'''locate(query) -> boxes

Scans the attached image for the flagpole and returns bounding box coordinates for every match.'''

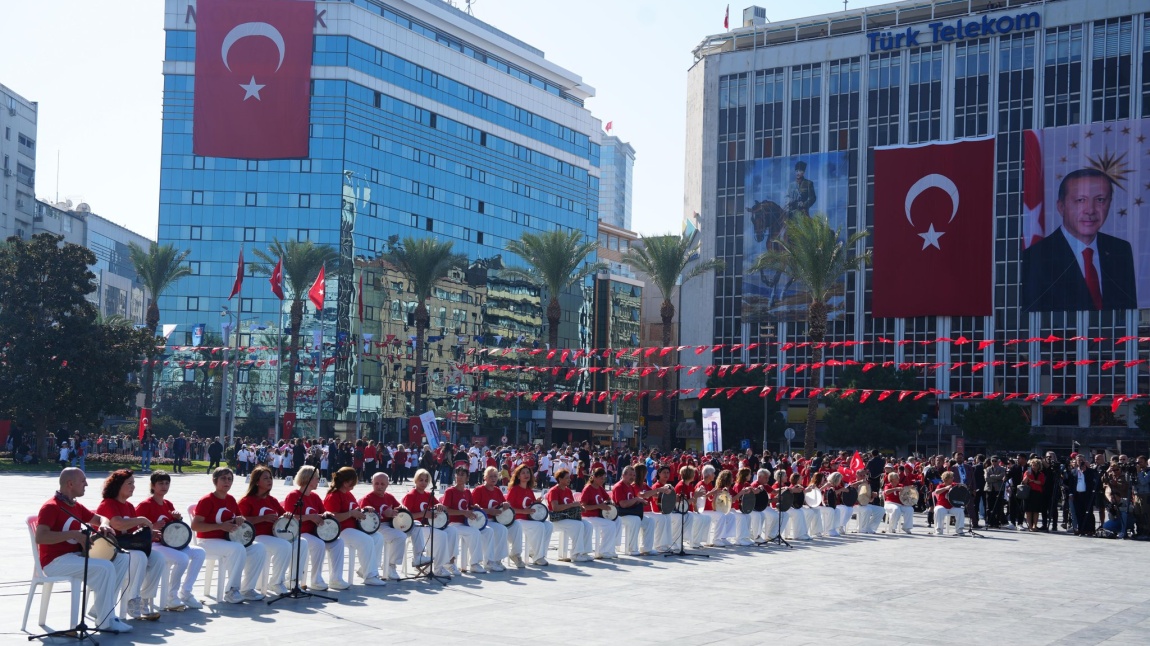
[356,333,363,441]
[275,306,283,439]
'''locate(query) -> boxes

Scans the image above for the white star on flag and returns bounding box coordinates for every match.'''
[918,223,945,250]
[240,76,265,101]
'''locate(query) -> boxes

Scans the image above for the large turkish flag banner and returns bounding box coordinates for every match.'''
[872,138,995,318]
[193,0,314,159]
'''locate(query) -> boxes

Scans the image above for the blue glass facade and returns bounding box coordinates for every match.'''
[156,0,600,436]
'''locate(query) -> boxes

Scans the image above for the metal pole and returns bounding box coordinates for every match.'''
[275,307,283,439]
[229,324,240,444]
[356,335,363,440]
[317,313,326,440]
[219,318,232,442]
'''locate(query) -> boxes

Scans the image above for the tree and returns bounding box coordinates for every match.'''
[505,230,603,443]
[823,366,927,451]
[750,216,870,456]
[0,234,153,451]
[622,231,722,437]
[251,240,338,419]
[382,237,467,414]
[954,400,1034,452]
[129,242,191,410]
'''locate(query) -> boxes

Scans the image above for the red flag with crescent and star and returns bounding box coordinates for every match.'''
[872,137,995,318]
[193,0,314,159]
[269,256,284,300]
[308,265,325,311]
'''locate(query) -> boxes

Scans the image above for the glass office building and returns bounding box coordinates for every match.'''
[156,0,601,439]
[681,0,1150,449]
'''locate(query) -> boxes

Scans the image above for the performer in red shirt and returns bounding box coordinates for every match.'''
[94,470,158,620]
[580,467,620,558]
[932,471,965,536]
[729,468,755,546]
[239,466,294,595]
[696,465,735,547]
[359,471,407,580]
[612,465,658,555]
[191,468,269,603]
[781,472,811,541]
[35,468,132,633]
[323,467,385,586]
[882,471,914,534]
[748,468,779,541]
[283,465,347,591]
[442,466,484,574]
[401,468,453,577]
[505,464,552,566]
[136,470,205,610]
[470,466,515,572]
[545,468,592,562]
[673,465,706,549]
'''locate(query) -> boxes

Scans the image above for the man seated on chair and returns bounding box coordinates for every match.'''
[35,467,134,633]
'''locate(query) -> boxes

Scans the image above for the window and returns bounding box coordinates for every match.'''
[247,160,258,171]
[301,159,312,173]
[192,191,203,204]
[476,231,484,245]
[3,126,8,140]
[183,368,196,382]
[426,218,434,232]
[297,229,310,242]
[194,156,205,169]
[244,227,256,241]
[190,226,202,240]
[185,297,199,310]
[364,306,374,321]
[245,192,257,206]
[298,194,311,208]
[1091,17,1132,122]
[187,261,200,275]
[240,298,253,313]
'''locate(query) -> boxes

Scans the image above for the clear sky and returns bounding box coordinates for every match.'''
[0,0,887,240]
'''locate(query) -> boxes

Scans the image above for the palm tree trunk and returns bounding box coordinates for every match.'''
[660,299,674,446]
[142,302,161,410]
[414,302,429,414]
[546,296,561,447]
[805,300,828,456]
[286,299,304,414]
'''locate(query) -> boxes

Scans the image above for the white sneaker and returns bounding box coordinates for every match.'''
[224,589,244,604]
[532,557,549,566]
[510,555,526,568]
[574,554,593,562]
[269,582,290,596]
[178,592,203,609]
[448,563,462,577]
[902,529,913,535]
[469,563,486,574]
[364,575,386,586]
[413,555,432,568]
[387,567,402,580]
[163,599,187,612]
[487,561,505,572]
[126,598,143,618]
[329,579,351,591]
[558,556,573,562]
[308,580,328,591]
[241,589,264,602]
[433,566,453,578]
[100,618,133,633]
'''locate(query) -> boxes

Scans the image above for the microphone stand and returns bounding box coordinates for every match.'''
[765,492,793,548]
[400,506,449,586]
[29,527,108,643]
[268,467,336,605]
[663,496,708,559]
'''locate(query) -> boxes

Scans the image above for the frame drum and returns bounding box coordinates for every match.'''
[160,520,192,550]
[273,516,300,542]
[466,509,488,530]
[228,521,255,547]
[494,507,515,526]
[315,517,341,543]
[528,502,550,522]
[357,508,381,534]
[391,509,415,533]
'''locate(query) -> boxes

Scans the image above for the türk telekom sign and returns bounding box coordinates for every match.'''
[866,11,1041,53]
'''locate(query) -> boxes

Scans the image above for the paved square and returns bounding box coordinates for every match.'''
[3,471,1148,645]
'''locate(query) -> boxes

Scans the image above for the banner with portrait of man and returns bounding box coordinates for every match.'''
[1021,118,1150,312]
[742,152,850,324]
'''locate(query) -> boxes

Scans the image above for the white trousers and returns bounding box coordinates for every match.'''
[733,511,753,544]
[444,524,482,568]
[615,515,643,554]
[583,517,619,557]
[820,507,838,535]
[782,509,810,540]
[687,512,710,547]
[340,528,384,580]
[515,519,552,561]
[139,548,168,606]
[664,513,692,550]
[148,544,205,606]
[884,503,914,532]
[803,507,824,537]
[120,549,148,603]
[44,553,128,628]
[410,526,452,569]
[298,534,345,587]
[198,538,268,594]
[552,518,590,559]
[375,526,407,572]
[504,520,525,559]
[634,514,658,553]
[701,510,734,545]
[865,504,885,533]
[478,522,509,564]
[756,508,781,540]
[836,505,853,533]
[648,514,671,551]
[933,506,965,534]
[252,535,292,588]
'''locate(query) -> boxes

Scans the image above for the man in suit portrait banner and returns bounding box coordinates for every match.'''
[1021,118,1149,312]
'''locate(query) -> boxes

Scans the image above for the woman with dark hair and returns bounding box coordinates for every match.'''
[506,464,552,567]
[190,467,270,603]
[136,470,206,610]
[95,470,160,620]
[283,465,348,591]
[238,465,293,595]
[401,468,453,577]
[325,466,386,585]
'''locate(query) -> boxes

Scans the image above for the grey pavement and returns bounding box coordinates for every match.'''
[3,471,1149,645]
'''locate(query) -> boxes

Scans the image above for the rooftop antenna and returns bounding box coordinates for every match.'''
[465,0,476,16]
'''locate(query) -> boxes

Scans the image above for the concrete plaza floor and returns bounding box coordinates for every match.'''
[2,470,1148,645]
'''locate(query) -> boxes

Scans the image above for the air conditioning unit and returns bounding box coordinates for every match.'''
[2,168,12,177]
[7,107,16,116]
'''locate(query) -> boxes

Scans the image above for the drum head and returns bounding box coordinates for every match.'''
[528,502,549,522]
[753,490,771,513]
[777,489,794,513]
[316,517,341,542]
[740,491,755,513]
[392,509,415,533]
[856,483,872,503]
[804,489,822,508]
[466,509,488,530]
[273,517,300,542]
[947,485,970,508]
[430,510,449,530]
[161,521,192,550]
[229,521,255,547]
[601,504,619,521]
[714,492,732,515]
[840,487,859,507]
[494,507,515,526]
[899,487,919,507]
[659,491,678,515]
[358,509,381,534]
[88,535,119,562]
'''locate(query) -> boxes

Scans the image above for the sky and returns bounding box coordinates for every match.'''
[0,0,887,240]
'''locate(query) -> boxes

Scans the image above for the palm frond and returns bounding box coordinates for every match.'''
[620,231,723,302]
[382,237,467,302]
[748,216,870,303]
[505,229,602,297]
[129,242,192,301]
[251,240,338,301]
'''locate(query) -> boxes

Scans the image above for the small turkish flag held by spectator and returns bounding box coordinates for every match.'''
[193,0,314,159]
[872,138,995,318]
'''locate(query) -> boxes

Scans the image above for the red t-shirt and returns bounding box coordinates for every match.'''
[394,450,407,465]
[95,498,138,536]
[37,497,94,568]
[580,485,610,518]
[674,479,697,510]
[485,457,497,469]
[442,487,474,523]
[401,489,438,525]
[698,481,717,512]
[470,485,506,513]
[324,490,361,531]
[364,445,377,462]
[934,487,953,510]
[883,485,903,505]
[283,489,324,535]
[546,485,577,511]
[506,485,536,521]
[194,493,241,539]
[1022,470,1045,494]
[359,491,401,514]
[646,482,668,513]
[239,495,285,536]
[136,497,179,542]
[610,481,638,508]
[732,482,753,511]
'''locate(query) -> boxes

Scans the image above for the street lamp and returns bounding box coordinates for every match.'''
[219,307,236,444]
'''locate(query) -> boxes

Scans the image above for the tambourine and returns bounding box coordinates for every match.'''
[527,502,549,522]
[315,517,341,543]
[357,508,381,534]
[466,508,488,530]
[160,520,192,550]
[600,503,619,521]
[804,488,823,509]
[273,516,300,542]
[494,507,515,526]
[391,508,415,533]
[228,521,255,547]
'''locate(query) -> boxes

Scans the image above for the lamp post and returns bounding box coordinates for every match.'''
[219,309,233,443]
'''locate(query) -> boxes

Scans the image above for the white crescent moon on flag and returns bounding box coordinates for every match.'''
[904,173,960,226]
[215,509,231,524]
[221,22,286,72]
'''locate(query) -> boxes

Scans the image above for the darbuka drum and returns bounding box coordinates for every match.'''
[804,489,823,509]
[899,486,919,507]
[315,517,341,543]
[856,483,872,503]
[273,516,300,542]
[119,527,153,556]
[391,509,415,533]
[601,503,619,521]
[840,487,859,507]
[527,502,550,522]
[947,485,971,508]
[430,510,450,530]
[777,489,795,513]
[357,508,381,534]
[85,534,121,562]
[494,507,515,526]
[465,509,487,530]
[658,491,679,515]
[228,521,255,547]
[713,492,733,514]
[739,489,756,514]
[160,520,192,550]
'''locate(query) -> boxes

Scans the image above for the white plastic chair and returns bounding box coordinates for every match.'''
[23,515,82,631]
[188,505,226,600]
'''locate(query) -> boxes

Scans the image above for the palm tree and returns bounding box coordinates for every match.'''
[251,240,338,418]
[621,231,723,435]
[505,230,603,443]
[383,237,467,415]
[129,242,192,410]
[750,215,870,456]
